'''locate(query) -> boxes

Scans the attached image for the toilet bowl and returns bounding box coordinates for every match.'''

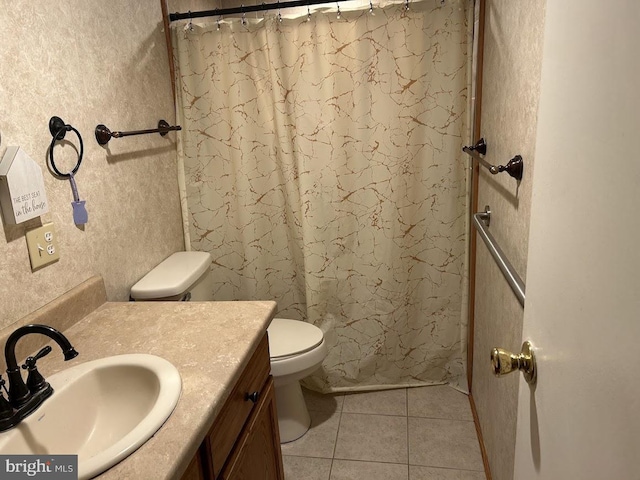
[130,251,327,443]
[268,318,327,442]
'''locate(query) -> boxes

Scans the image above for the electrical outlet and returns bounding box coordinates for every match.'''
[25,223,60,271]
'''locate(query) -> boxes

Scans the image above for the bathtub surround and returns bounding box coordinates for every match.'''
[0,1,184,329]
[173,0,472,392]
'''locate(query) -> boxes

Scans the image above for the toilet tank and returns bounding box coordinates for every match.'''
[130,251,213,301]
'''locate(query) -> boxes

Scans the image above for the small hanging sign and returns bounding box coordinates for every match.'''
[0,146,50,224]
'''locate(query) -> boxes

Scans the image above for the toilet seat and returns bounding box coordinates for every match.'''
[268,318,324,359]
[270,340,327,379]
[267,318,327,379]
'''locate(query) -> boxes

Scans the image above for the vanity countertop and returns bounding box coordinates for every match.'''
[28,295,277,479]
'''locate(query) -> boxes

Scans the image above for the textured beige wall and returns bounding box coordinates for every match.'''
[167,0,222,13]
[0,1,184,330]
[471,1,546,479]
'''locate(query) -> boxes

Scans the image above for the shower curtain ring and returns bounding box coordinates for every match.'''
[336,2,341,19]
[217,15,222,30]
[369,0,374,13]
[241,5,247,25]
[307,4,312,21]
[184,11,194,31]
[404,0,410,11]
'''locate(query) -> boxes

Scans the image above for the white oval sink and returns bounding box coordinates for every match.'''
[0,354,182,479]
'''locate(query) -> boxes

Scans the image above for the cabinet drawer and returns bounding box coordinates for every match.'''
[209,334,270,478]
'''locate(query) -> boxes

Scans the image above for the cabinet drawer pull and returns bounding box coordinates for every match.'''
[245,391,260,403]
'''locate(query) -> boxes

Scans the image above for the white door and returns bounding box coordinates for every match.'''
[512,2,640,479]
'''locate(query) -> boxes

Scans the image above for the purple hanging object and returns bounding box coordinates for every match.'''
[69,173,88,225]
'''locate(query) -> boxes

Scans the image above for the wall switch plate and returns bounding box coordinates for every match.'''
[25,223,60,271]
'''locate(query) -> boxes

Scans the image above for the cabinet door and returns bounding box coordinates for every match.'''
[210,335,271,478]
[219,377,284,480]
[181,446,207,480]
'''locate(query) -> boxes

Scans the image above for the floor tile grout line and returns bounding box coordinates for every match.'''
[407,414,475,422]
[313,407,471,422]
[330,458,413,467]
[322,454,484,473]
[282,455,484,476]
[328,402,343,479]
[282,453,337,460]
[408,463,486,473]
[283,454,334,460]
[327,411,474,421]
[331,411,412,418]
[325,410,474,424]
[405,387,410,469]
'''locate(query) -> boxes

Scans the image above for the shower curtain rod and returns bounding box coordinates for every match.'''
[169,0,356,21]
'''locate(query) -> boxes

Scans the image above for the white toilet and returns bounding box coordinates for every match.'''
[130,251,327,443]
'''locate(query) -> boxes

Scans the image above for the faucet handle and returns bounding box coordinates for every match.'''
[0,376,8,396]
[22,346,52,370]
[0,376,13,423]
[21,346,52,393]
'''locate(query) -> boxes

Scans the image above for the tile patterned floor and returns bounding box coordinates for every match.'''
[281,385,486,480]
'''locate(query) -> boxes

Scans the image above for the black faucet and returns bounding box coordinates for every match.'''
[0,324,78,431]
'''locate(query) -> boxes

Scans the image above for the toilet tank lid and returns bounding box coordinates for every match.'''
[130,252,212,300]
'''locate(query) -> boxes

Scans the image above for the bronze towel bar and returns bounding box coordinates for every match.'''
[95,120,181,146]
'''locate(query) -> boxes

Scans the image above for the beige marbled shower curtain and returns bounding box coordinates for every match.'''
[173,0,471,392]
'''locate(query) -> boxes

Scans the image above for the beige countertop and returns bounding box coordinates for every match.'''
[0,277,277,480]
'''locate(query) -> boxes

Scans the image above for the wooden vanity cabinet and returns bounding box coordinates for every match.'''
[219,377,281,479]
[181,449,207,480]
[181,334,284,480]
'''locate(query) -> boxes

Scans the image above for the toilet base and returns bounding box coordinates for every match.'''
[274,380,311,443]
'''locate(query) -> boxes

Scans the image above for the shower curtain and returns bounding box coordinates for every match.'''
[173,0,471,392]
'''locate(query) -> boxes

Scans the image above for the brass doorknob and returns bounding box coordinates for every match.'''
[490,341,536,385]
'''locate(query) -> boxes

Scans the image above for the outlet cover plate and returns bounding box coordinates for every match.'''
[25,223,60,271]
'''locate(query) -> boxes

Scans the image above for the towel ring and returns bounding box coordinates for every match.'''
[48,116,84,178]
